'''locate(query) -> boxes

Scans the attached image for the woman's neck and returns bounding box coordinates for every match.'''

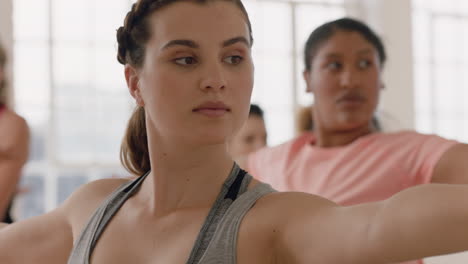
[313,123,376,148]
[141,135,234,216]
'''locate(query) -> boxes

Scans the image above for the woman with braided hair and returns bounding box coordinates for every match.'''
[3,1,468,263]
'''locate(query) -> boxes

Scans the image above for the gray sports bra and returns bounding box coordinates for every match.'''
[68,163,276,263]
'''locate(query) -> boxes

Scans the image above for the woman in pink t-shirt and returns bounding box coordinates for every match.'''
[248,18,468,264]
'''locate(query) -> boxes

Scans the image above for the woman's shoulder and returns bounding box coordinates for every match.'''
[63,177,131,212]
[0,109,29,143]
[0,109,27,128]
[370,130,455,145]
[238,189,341,263]
[248,187,337,226]
[61,177,133,235]
[257,190,336,211]
[0,109,29,159]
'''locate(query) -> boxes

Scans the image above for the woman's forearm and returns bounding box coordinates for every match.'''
[370,184,468,262]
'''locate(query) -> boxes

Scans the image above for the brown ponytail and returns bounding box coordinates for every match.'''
[295,105,314,135]
[120,106,150,175]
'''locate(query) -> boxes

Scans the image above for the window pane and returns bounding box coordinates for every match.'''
[248,1,295,145]
[53,44,92,85]
[29,127,47,162]
[413,0,468,143]
[295,3,344,106]
[295,3,345,55]
[95,90,132,163]
[94,45,124,90]
[13,0,135,217]
[15,174,45,219]
[53,44,95,163]
[14,0,49,40]
[433,16,461,63]
[13,42,50,125]
[94,0,129,42]
[55,108,96,163]
[52,0,93,41]
[57,172,88,204]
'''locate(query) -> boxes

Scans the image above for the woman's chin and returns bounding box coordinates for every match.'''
[336,121,371,132]
[188,132,228,146]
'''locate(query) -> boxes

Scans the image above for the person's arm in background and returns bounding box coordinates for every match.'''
[431,143,468,184]
[0,112,30,218]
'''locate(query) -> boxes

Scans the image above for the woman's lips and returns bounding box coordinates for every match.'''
[337,94,366,108]
[193,101,230,117]
[194,108,229,117]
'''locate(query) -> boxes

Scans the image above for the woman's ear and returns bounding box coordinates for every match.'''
[380,80,385,90]
[303,70,313,93]
[125,65,144,106]
[378,66,385,90]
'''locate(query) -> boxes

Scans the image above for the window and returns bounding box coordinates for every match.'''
[413,0,468,142]
[13,0,133,218]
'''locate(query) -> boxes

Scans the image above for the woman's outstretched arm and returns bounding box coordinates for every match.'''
[0,178,126,264]
[0,206,73,264]
[270,183,468,263]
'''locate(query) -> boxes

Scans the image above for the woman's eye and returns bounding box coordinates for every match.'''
[224,55,243,65]
[327,61,341,70]
[244,135,254,144]
[174,57,197,65]
[358,60,371,69]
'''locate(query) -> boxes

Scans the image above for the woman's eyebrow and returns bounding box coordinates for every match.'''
[357,49,373,55]
[161,36,250,50]
[222,36,250,47]
[162,39,199,50]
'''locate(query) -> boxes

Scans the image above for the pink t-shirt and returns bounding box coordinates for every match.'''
[248,131,457,264]
[248,131,457,205]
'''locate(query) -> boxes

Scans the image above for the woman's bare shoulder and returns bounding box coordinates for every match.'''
[0,110,29,146]
[71,177,129,199]
[241,187,340,261]
[248,179,337,212]
[63,177,131,211]
[249,186,339,226]
[0,109,28,129]
[61,177,132,234]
